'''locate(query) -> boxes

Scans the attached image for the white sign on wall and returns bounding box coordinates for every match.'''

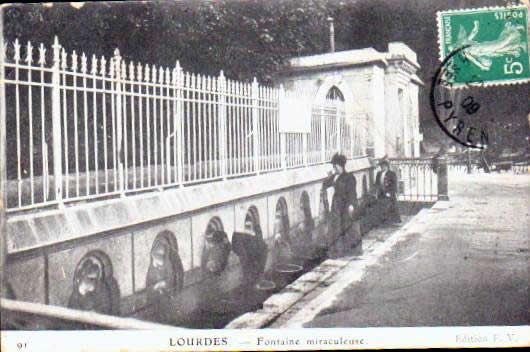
[278,91,312,134]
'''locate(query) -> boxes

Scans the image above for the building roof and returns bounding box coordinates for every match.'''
[288,48,388,72]
[286,42,421,77]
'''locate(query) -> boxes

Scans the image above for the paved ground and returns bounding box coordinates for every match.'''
[273,172,529,328]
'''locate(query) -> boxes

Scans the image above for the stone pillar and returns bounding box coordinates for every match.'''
[437,156,449,200]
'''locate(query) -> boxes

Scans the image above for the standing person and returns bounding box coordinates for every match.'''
[322,153,360,252]
[375,160,401,224]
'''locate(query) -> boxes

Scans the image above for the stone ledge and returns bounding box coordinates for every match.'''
[6,158,372,254]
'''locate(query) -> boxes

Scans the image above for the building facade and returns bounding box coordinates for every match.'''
[277,42,423,158]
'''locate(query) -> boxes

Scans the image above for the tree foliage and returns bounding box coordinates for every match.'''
[3,1,355,83]
[3,0,527,151]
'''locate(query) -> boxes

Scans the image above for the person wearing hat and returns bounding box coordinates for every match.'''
[375,159,401,223]
[322,153,360,251]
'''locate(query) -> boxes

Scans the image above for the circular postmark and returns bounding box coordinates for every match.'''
[430,46,490,149]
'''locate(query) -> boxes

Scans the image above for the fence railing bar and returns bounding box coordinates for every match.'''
[39,56,47,202]
[61,51,70,199]
[72,60,80,197]
[27,52,35,204]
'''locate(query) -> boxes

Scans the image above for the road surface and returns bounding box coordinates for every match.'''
[276,173,529,327]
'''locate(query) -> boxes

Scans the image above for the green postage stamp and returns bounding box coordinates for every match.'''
[437,6,529,86]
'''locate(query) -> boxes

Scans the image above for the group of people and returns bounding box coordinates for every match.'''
[322,153,400,250]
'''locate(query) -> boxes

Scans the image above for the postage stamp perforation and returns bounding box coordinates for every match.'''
[437,76,530,90]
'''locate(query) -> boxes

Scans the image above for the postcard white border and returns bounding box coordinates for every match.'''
[1,326,529,351]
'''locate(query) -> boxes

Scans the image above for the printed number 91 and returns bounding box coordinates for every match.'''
[504,57,523,75]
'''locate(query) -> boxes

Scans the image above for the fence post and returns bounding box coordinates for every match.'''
[174,61,184,186]
[1,8,7,286]
[218,71,227,180]
[279,85,287,170]
[320,104,326,163]
[437,155,449,200]
[336,104,341,155]
[350,113,354,159]
[252,77,260,175]
[51,36,64,207]
[113,49,125,195]
[303,133,308,167]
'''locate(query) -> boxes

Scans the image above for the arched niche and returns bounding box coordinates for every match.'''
[244,205,262,239]
[291,191,315,257]
[274,197,290,242]
[232,205,268,284]
[201,217,231,276]
[68,250,120,316]
[146,230,184,298]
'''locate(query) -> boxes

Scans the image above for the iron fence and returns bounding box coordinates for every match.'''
[389,158,439,201]
[2,36,368,211]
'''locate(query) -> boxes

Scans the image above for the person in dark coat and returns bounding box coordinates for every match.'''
[322,153,360,250]
[375,160,401,223]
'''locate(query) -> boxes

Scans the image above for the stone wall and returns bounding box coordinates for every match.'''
[4,158,374,315]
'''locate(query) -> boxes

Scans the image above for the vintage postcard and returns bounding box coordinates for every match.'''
[0,0,528,351]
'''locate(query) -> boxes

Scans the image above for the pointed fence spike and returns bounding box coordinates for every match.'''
[13,39,20,62]
[1,41,6,62]
[109,57,115,77]
[121,61,127,80]
[81,52,87,73]
[91,54,98,74]
[25,41,33,64]
[71,50,78,71]
[61,48,67,69]
[152,65,157,83]
[51,36,61,65]
[137,62,143,81]
[38,43,46,65]
[100,56,107,75]
[144,64,150,82]
[158,66,164,83]
[129,61,135,81]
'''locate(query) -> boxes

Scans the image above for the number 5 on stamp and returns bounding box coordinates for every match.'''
[437,6,529,86]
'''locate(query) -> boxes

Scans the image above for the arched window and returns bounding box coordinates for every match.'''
[326,86,345,102]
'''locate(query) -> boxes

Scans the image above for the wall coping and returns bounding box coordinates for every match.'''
[287,48,388,72]
[6,157,372,255]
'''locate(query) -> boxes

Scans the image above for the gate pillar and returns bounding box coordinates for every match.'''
[437,156,449,200]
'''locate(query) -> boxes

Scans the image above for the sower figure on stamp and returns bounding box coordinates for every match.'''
[321,153,361,256]
[375,159,401,224]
